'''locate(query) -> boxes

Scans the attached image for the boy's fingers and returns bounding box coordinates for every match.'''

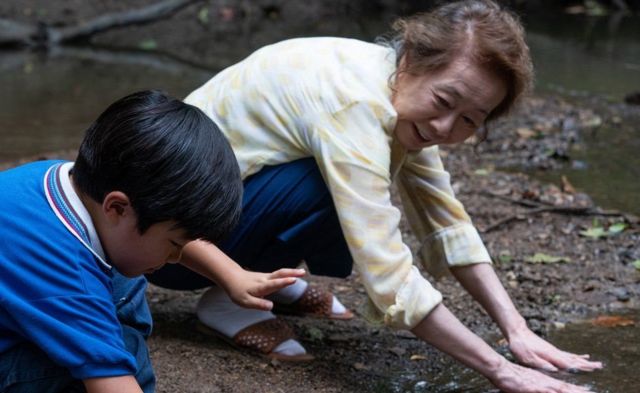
[254,278,297,296]
[270,268,306,278]
[245,297,273,311]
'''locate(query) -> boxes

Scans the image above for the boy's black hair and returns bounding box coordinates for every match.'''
[73,90,242,244]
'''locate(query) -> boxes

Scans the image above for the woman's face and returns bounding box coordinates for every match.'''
[392,57,507,151]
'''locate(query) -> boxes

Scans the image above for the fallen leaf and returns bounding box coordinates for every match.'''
[579,223,626,239]
[561,175,576,194]
[138,39,157,51]
[516,127,536,139]
[197,7,209,24]
[552,321,566,330]
[305,326,324,342]
[582,115,603,128]
[474,169,490,176]
[353,362,369,370]
[579,226,607,239]
[607,223,626,235]
[632,260,640,271]
[410,354,427,361]
[525,253,571,264]
[497,251,512,264]
[591,315,635,327]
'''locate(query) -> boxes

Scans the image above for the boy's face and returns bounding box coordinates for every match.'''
[96,191,190,277]
[105,220,189,277]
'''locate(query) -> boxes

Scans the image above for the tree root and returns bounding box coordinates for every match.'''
[0,0,203,47]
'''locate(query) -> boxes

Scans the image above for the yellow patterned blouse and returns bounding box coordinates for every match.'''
[185,37,492,330]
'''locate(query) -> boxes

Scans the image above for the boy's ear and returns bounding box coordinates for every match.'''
[102,191,134,223]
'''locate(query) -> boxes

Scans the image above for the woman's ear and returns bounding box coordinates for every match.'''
[102,191,133,223]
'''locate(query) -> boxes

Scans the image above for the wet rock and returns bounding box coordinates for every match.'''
[388,346,406,357]
[624,91,640,105]
[583,280,601,292]
[610,287,631,302]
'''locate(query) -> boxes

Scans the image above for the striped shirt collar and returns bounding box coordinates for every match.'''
[44,162,111,270]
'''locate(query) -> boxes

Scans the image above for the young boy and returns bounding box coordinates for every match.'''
[0,90,303,393]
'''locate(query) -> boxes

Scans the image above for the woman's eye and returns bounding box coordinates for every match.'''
[463,116,477,128]
[435,95,452,109]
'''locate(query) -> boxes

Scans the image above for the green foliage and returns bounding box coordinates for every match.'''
[632,260,640,271]
[197,7,209,25]
[138,39,158,51]
[579,222,626,239]
[497,251,512,265]
[305,326,324,342]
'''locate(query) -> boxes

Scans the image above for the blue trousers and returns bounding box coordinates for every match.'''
[0,272,155,393]
[148,158,353,290]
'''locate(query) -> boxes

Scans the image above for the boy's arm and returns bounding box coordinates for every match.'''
[84,376,142,393]
[179,240,305,310]
[450,263,602,372]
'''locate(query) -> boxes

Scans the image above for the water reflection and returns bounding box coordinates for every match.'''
[547,312,640,393]
[0,50,211,162]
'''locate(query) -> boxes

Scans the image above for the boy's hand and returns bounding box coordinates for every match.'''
[226,268,306,310]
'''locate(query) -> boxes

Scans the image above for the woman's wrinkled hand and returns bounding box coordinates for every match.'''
[490,357,594,393]
[508,327,603,372]
[226,268,306,311]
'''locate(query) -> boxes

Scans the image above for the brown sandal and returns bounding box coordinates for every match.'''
[197,318,315,362]
[272,285,354,320]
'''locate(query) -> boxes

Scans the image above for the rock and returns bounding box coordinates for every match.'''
[610,287,631,302]
[624,91,640,105]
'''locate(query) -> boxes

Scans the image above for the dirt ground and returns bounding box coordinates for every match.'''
[2,1,639,392]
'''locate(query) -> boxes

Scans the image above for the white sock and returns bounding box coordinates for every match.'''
[197,286,307,356]
[268,278,348,315]
[267,278,308,304]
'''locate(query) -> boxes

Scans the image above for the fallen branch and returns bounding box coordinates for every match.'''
[480,190,544,208]
[480,191,635,233]
[0,0,204,47]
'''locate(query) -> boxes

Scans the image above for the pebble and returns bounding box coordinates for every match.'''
[610,287,631,302]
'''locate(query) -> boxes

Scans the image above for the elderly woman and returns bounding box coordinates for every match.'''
[149,1,601,391]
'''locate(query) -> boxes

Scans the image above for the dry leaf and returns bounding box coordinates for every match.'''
[352,362,369,370]
[561,175,576,194]
[591,315,635,327]
[516,127,537,139]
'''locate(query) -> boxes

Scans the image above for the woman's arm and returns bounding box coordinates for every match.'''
[411,304,593,393]
[179,240,305,310]
[450,263,602,372]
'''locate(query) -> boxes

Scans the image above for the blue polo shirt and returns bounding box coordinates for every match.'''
[0,161,137,379]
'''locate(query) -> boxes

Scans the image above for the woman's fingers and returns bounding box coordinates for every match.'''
[540,349,603,372]
[492,361,594,393]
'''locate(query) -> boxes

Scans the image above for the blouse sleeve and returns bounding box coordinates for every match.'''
[397,148,492,280]
[305,101,443,330]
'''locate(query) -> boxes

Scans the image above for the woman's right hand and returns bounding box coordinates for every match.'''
[489,357,593,393]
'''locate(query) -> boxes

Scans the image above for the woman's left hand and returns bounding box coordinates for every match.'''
[508,327,603,372]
